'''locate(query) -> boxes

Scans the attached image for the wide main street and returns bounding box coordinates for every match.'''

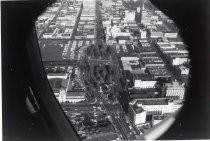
[84,0,139,140]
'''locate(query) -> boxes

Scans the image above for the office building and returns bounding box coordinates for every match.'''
[163,81,185,100]
[140,29,147,39]
[151,114,168,126]
[124,10,136,22]
[129,98,182,115]
[128,105,147,125]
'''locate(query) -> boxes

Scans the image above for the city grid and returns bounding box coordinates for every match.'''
[35,0,190,140]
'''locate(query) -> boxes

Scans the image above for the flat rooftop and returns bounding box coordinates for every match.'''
[141,54,159,58]
[143,58,164,64]
[152,115,167,120]
[48,73,67,76]
[139,47,156,53]
[49,78,68,89]
[130,98,171,106]
[166,53,189,58]
[133,106,145,114]
[147,66,171,76]
[66,91,85,97]
[132,73,154,81]
[167,36,183,43]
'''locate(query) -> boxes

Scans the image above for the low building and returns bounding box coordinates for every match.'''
[139,48,156,55]
[121,57,140,71]
[177,65,190,75]
[151,114,168,126]
[65,91,86,103]
[146,66,172,81]
[150,31,163,38]
[167,37,184,45]
[134,80,157,89]
[164,32,178,38]
[142,58,165,67]
[169,54,189,66]
[162,53,189,66]
[157,43,175,49]
[48,78,68,102]
[129,98,183,116]
[141,54,159,59]
[129,88,160,99]
[116,36,130,44]
[132,73,156,89]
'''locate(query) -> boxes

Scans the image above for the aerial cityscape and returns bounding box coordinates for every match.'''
[35,0,190,140]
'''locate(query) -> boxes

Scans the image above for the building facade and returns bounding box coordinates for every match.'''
[163,81,185,100]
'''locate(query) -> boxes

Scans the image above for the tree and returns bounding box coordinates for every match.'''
[83,113,93,126]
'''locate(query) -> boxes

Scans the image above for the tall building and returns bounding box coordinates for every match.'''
[163,81,185,100]
[58,87,67,102]
[139,29,147,39]
[124,10,136,22]
[128,104,146,125]
[137,7,141,13]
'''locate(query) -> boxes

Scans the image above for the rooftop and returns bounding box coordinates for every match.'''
[147,66,171,77]
[49,78,68,89]
[141,42,151,47]
[132,73,154,81]
[130,88,159,94]
[139,47,156,53]
[156,25,168,32]
[152,115,167,120]
[141,54,159,58]
[130,98,171,106]
[88,133,118,141]
[48,73,68,76]
[133,106,145,114]
[130,69,145,74]
[143,58,164,64]
[166,53,189,58]
[164,81,185,88]
[116,36,130,40]
[66,91,85,97]
[167,36,183,43]
[161,44,188,51]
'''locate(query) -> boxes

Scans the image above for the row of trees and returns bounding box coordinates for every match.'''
[79,45,115,98]
[86,43,112,59]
